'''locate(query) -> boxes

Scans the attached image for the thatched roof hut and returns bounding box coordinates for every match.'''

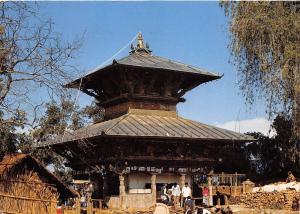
[0,154,78,199]
[0,153,78,214]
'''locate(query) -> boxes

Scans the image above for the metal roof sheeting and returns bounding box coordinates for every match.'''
[66,52,221,88]
[44,111,254,146]
[115,52,221,77]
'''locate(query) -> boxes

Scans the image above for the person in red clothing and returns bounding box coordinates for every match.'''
[202,186,209,206]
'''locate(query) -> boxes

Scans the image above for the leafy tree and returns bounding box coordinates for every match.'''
[32,99,83,179]
[81,101,105,123]
[221,2,300,139]
[244,114,299,180]
[0,109,27,159]
[214,144,251,175]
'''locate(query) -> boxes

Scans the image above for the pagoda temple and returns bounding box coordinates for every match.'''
[40,33,254,210]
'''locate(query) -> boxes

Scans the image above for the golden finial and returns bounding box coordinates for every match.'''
[130,32,152,54]
[137,32,145,49]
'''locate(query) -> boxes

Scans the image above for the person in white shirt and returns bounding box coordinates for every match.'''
[181,182,191,207]
[171,183,181,209]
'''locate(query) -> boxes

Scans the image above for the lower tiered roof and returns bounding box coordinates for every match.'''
[40,109,254,146]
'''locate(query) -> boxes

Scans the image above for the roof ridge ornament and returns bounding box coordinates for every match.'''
[130,32,152,54]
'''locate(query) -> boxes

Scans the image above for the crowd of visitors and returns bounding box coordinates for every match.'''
[160,182,235,214]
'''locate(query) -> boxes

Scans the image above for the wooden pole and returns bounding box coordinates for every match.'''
[151,173,157,206]
[119,174,126,210]
[208,176,213,206]
[234,172,238,196]
[180,174,186,207]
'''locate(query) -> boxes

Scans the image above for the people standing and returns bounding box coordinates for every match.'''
[182,182,192,207]
[171,183,181,209]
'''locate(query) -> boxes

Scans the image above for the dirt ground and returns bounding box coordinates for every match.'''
[100,205,300,214]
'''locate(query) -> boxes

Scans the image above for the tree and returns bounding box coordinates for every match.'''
[31,99,83,181]
[221,2,300,139]
[81,101,105,124]
[244,114,299,180]
[0,2,82,128]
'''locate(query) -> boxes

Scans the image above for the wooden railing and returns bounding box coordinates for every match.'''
[209,172,246,186]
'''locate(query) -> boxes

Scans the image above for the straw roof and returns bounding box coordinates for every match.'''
[0,153,78,199]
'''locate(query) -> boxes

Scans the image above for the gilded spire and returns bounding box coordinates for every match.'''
[130,32,151,54]
[137,32,145,49]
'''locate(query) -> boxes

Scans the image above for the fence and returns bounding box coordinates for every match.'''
[0,191,57,214]
[210,173,246,186]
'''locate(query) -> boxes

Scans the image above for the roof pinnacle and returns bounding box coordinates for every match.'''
[130,32,151,54]
[137,32,145,49]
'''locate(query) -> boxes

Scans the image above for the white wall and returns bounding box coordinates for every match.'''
[127,173,191,189]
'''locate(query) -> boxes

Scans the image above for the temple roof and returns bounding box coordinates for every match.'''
[67,53,221,88]
[41,109,254,146]
[66,33,221,89]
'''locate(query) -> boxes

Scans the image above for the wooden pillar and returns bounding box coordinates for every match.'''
[224,195,228,205]
[208,176,213,206]
[233,172,238,196]
[180,174,186,207]
[221,172,225,184]
[119,174,126,210]
[151,174,157,205]
[180,174,186,188]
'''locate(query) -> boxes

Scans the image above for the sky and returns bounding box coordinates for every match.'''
[37,2,271,135]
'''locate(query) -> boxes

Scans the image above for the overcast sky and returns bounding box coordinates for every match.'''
[35,2,272,135]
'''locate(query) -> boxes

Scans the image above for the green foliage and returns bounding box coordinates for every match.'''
[244,114,299,180]
[221,2,300,138]
[214,144,251,174]
[32,99,83,177]
[0,118,17,158]
[0,110,27,159]
[81,102,104,123]
[33,99,83,143]
[215,113,299,180]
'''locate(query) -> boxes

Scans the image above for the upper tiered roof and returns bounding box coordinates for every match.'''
[65,33,222,120]
[66,33,220,89]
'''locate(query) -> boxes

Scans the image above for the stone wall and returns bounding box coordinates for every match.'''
[240,190,300,211]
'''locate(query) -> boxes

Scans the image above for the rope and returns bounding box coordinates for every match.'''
[87,33,139,75]
[54,33,139,172]
[61,32,138,143]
